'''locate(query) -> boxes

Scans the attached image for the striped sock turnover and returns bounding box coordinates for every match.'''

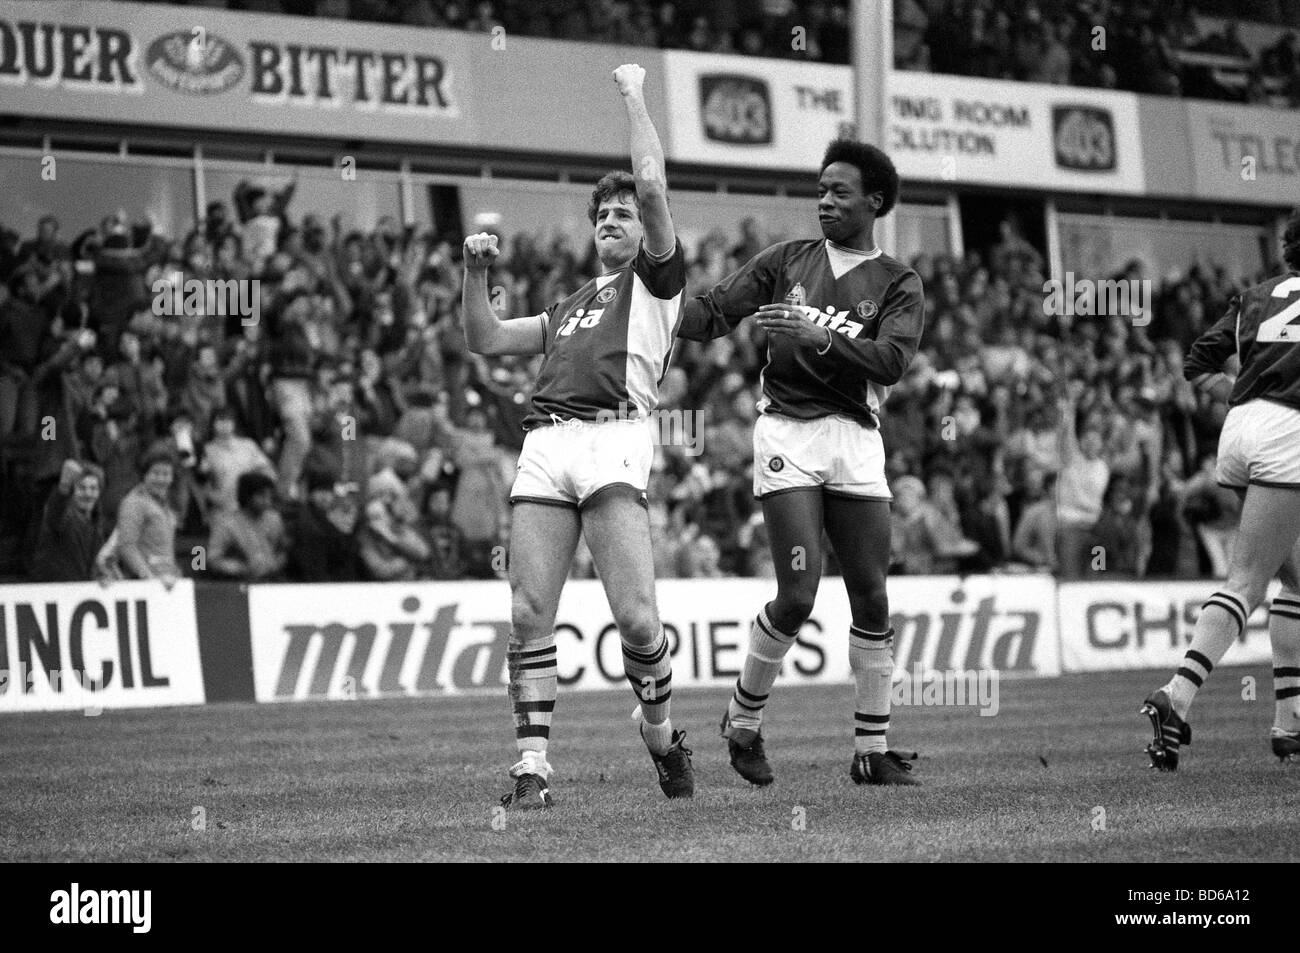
[624,628,673,755]
[1270,592,1300,732]
[1166,590,1248,719]
[508,633,557,757]
[726,605,797,734]
[850,625,894,755]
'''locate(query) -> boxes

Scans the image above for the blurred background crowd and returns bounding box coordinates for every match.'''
[131,0,1300,107]
[0,182,1251,585]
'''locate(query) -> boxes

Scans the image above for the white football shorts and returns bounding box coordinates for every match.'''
[752,412,892,501]
[511,418,652,509]
[1216,398,1300,489]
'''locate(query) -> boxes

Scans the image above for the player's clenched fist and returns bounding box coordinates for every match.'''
[613,63,645,97]
[463,232,499,271]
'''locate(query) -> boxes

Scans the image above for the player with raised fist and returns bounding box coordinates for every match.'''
[460,64,694,809]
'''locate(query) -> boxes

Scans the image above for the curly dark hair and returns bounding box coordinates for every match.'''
[820,139,900,218]
[1283,207,1300,271]
[236,470,277,509]
[587,170,639,226]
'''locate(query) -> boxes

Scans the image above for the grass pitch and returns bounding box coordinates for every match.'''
[1,666,1297,862]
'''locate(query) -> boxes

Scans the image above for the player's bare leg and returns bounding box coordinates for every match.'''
[1269,540,1300,762]
[501,501,581,809]
[824,493,918,786]
[582,486,693,798]
[722,488,824,786]
[1145,484,1300,770]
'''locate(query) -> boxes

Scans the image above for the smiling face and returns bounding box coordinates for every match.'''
[817,161,877,247]
[143,462,174,500]
[73,473,101,516]
[593,192,643,270]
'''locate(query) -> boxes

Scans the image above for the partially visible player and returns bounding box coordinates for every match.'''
[1142,210,1300,769]
[678,140,925,786]
[461,64,694,807]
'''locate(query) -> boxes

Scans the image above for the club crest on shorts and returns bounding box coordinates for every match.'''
[596,286,618,304]
[769,455,785,472]
[856,299,879,320]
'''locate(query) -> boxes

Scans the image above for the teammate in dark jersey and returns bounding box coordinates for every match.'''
[678,140,926,786]
[460,64,694,808]
[1143,210,1300,769]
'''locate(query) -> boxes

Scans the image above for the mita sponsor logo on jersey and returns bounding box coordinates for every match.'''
[783,284,871,338]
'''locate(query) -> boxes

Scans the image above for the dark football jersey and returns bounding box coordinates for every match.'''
[677,238,926,428]
[1185,271,1300,412]
[523,240,687,430]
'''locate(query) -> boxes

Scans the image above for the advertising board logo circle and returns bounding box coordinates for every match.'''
[596,286,618,304]
[699,74,773,145]
[1051,105,1116,172]
[769,456,785,472]
[145,31,245,95]
[856,299,879,320]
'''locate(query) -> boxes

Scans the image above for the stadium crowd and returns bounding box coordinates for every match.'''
[127,0,1300,106]
[0,179,1254,584]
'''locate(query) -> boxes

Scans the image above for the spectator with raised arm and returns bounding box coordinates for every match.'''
[31,460,107,582]
[1055,388,1111,579]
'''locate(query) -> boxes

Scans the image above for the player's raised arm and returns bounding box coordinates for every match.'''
[460,232,545,356]
[614,64,674,258]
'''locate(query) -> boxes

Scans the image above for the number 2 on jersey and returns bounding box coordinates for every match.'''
[1261,276,1300,342]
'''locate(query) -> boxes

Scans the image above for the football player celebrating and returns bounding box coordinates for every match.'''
[678,140,926,786]
[461,64,693,808]
[1142,210,1300,770]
